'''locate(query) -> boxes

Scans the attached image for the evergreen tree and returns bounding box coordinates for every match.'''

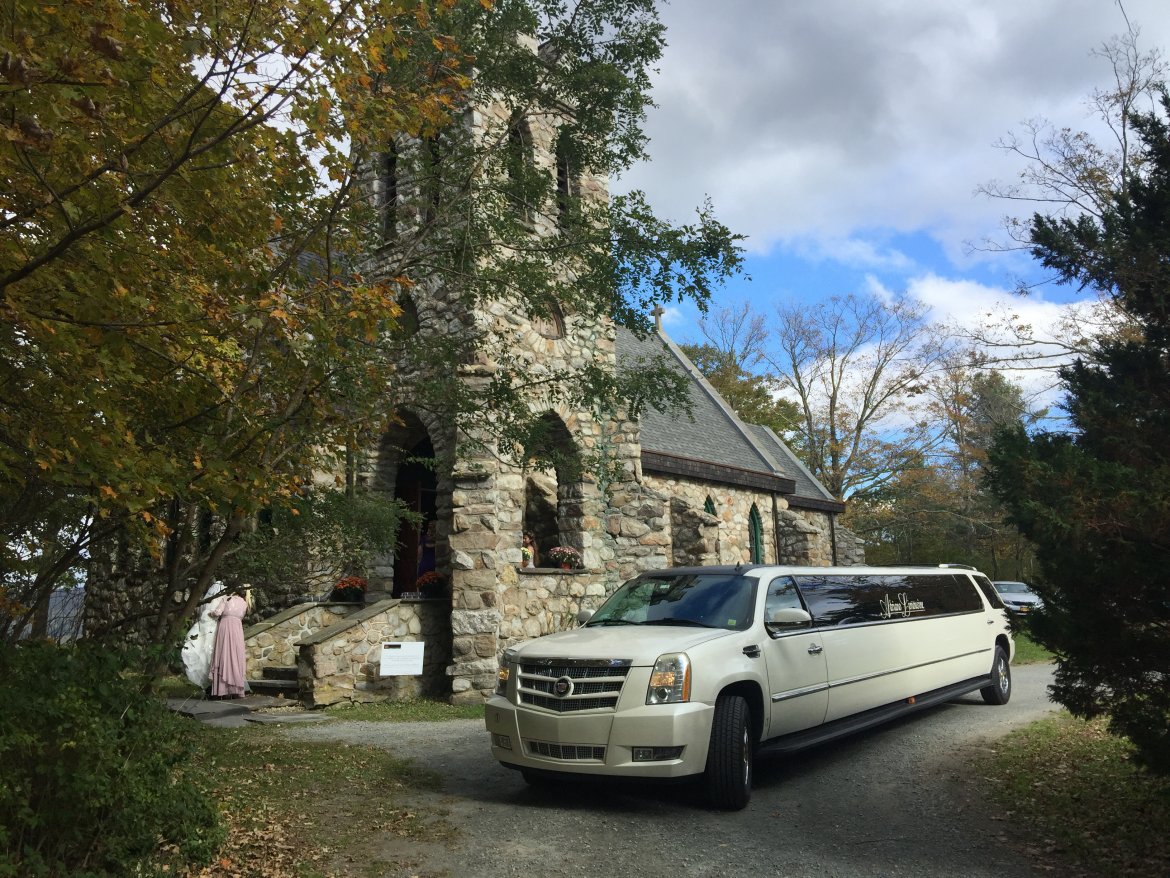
[988,91,1170,773]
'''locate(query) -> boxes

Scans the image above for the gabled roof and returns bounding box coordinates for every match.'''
[614,326,844,513]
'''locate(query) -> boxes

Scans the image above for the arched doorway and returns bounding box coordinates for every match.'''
[393,436,437,595]
[375,412,440,597]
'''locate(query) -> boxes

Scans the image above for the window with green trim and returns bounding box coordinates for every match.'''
[749,504,764,563]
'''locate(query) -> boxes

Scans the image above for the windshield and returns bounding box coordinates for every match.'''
[586,573,757,631]
[995,582,1033,595]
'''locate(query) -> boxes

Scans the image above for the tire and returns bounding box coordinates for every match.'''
[704,694,753,810]
[980,646,1012,705]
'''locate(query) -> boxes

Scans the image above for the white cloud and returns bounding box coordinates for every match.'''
[618,0,1170,264]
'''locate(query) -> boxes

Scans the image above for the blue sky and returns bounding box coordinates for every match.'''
[615,0,1170,396]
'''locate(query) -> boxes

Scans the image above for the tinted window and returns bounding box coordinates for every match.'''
[977,576,1007,609]
[764,576,808,631]
[588,574,756,631]
[794,574,983,626]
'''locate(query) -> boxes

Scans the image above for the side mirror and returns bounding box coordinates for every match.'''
[770,607,812,626]
[577,609,594,625]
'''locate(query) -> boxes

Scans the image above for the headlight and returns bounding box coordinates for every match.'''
[497,648,517,695]
[646,653,690,704]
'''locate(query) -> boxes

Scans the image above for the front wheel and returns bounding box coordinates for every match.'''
[980,646,1012,705]
[704,694,753,810]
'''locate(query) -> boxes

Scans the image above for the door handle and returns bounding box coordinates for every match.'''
[743,645,761,658]
[807,644,823,655]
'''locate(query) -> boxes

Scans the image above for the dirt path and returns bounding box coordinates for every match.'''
[282,664,1058,878]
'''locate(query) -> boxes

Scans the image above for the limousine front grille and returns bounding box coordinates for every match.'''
[525,740,606,761]
[517,659,631,713]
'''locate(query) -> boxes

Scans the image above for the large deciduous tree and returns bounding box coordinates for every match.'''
[988,90,1170,774]
[680,304,801,443]
[763,292,948,501]
[849,365,1038,577]
[0,0,742,646]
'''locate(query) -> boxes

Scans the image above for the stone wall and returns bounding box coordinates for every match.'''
[245,601,367,670]
[294,598,451,707]
[834,522,867,566]
[642,473,777,565]
[488,568,606,657]
[776,507,866,566]
[669,496,719,566]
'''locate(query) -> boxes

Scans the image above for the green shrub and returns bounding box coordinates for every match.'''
[0,641,224,877]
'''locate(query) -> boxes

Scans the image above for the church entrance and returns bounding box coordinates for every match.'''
[392,436,437,597]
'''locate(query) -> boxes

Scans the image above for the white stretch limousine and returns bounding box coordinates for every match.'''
[486,564,1013,809]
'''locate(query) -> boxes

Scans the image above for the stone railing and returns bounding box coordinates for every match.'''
[244,598,451,707]
[245,601,366,671]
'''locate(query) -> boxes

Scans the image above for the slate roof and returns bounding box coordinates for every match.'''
[614,326,844,513]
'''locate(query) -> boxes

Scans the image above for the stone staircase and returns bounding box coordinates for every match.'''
[247,665,298,698]
[243,598,451,707]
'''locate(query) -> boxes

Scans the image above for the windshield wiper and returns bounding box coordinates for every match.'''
[641,618,718,628]
[587,619,641,626]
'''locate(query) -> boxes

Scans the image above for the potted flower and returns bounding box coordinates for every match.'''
[330,575,367,603]
[545,546,583,570]
[416,570,446,598]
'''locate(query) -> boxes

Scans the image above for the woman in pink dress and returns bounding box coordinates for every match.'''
[209,590,251,698]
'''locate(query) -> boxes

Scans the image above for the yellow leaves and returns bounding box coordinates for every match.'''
[99,485,118,499]
[194,453,203,470]
[478,0,494,8]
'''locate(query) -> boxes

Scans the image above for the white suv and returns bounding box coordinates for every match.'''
[486,564,1014,809]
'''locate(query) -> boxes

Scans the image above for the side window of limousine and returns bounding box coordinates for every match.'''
[764,576,808,634]
[795,574,985,627]
[971,574,1006,610]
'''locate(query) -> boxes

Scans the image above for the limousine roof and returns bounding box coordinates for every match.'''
[637,564,990,579]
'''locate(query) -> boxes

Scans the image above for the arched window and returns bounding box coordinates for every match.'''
[397,293,420,336]
[524,412,582,567]
[749,504,764,564]
[505,115,534,223]
[554,127,578,227]
[532,300,565,339]
[422,136,442,225]
[378,142,398,242]
[704,496,717,516]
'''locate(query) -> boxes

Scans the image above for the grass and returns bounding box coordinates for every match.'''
[180,723,454,877]
[975,713,1170,877]
[155,674,205,699]
[1011,630,1054,664]
[324,697,484,723]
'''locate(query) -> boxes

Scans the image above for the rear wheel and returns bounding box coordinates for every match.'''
[704,694,753,810]
[980,646,1012,705]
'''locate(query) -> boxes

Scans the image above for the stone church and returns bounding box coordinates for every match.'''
[248,41,862,706]
[98,36,862,706]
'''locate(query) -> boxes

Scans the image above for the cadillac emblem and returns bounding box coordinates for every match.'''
[553,677,574,698]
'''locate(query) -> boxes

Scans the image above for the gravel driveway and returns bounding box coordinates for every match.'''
[283,663,1057,878]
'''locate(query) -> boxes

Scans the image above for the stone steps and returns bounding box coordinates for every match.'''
[248,665,298,697]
